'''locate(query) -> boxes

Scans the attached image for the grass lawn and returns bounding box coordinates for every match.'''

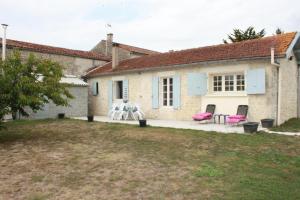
[271,118,300,132]
[0,119,300,200]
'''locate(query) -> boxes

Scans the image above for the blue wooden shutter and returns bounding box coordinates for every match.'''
[92,82,98,96]
[246,68,265,94]
[108,80,113,109]
[187,73,207,96]
[173,75,181,109]
[123,80,129,101]
[152,77,159,109]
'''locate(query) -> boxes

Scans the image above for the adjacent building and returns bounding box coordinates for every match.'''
[86,32,300,125]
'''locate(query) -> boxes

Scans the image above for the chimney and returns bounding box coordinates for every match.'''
[106,33,113,56]
[112,43,119,69]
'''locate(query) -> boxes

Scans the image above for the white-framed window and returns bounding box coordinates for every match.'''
[213,76,222,92]
[162,77,173,106]
[236,74,245,91]
[212,74,245,92]
[225,75,234,91]
[114,80,123,99]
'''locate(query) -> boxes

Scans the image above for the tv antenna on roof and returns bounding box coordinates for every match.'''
[105,23,112,34]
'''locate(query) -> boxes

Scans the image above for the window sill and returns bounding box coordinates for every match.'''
[205,92,247,97]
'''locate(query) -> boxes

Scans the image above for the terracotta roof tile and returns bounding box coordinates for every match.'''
[86,32,297,77]
[0,38,111,61]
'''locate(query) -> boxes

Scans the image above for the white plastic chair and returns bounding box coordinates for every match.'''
[132,104,145,120]
[117,103,128,120]
[108,103,121,120]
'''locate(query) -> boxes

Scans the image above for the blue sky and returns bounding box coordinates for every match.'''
[0,0,299,52]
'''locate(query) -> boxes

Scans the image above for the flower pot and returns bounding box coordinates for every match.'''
[243,122,259,133]
[58,113,65,119]
[261,119,274,128]
[87,115,94,122]
[139,119,147,127]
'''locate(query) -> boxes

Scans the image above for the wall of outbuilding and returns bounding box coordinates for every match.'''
[23,86,88,119]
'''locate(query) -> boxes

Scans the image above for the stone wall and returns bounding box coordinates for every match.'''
[88,59,279,123]
[23,86,88,119]
[277,54,299,124]
[3,48,107,77]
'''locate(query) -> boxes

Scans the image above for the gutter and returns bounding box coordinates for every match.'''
[86,55,285,78]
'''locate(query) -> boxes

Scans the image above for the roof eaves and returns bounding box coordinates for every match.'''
[87,55,282,78]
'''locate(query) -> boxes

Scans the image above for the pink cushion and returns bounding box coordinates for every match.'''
[226,115,246,123]
[192,112,212,121]
[227,115,246,119]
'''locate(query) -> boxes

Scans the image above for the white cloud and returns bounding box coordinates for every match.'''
[0,0,299,52]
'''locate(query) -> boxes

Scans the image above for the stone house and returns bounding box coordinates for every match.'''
[1,36,158,119]
[0,38,111,119]
[0,38,111,77]
[91,33,160,61]
[86,32,300,125]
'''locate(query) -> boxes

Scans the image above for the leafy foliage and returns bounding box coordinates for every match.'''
[223,26,265,43]
[0,50,73,120]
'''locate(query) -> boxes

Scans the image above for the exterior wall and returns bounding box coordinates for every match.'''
[24,86,88,119]
[88,59,278,122]
[3,48,107,77]
[277,54,299,124]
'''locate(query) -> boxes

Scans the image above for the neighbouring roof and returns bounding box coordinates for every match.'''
[86,32,297,77]
[115,42,160,55]
[37,75,88,86]
[0,38,111,61]
[60,75,88,86]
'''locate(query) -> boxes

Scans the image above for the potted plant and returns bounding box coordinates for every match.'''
[261,119,274,128]
[243,122,259,133]
[139,119,147,127]
[87,115,94,122]
[58,113,65,119]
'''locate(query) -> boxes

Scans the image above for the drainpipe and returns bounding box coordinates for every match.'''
[270,48,280,125]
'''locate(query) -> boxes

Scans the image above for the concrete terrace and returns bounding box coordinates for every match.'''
[73,116,267,134]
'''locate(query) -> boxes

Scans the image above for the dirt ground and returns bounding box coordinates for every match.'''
[0,119,300,200]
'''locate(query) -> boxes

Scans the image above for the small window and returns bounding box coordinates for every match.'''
[213,76,222,92]
[115,80,123,99]
[236,75,245,91]
[96,82,99,94]
[225,75,234,91]
[92,82,99,96]
[162,77,173,106]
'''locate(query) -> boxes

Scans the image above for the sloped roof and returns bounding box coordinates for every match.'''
[37,75,88,86]
[60,75,88,86]
[115,42,160,55]
[86,32,297,77]
[0,38,111,61]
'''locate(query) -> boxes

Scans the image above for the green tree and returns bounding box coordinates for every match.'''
[223,26,266,43]
[0,50,73,120]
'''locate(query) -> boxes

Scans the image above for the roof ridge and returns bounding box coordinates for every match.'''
[164,32,297,55]
[0,38,111,61]
[101,39,160,54]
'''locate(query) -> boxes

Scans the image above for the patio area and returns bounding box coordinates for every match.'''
[73,116,266,134]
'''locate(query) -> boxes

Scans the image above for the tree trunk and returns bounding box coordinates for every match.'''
[12,111,17,120]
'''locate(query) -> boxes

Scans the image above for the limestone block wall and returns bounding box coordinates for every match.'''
[277,54,299,124]
[4,49,107,77]
[24,86,88,119]
[88,59,278,122]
